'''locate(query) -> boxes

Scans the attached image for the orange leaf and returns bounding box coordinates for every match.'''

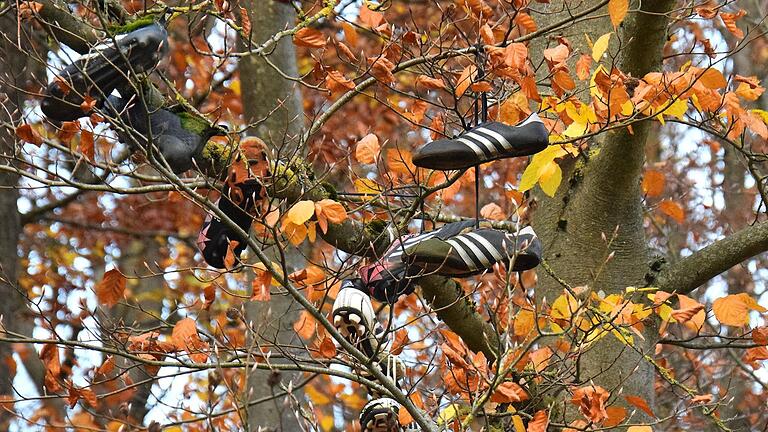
[415,75,446,90]
[603,406,626,428]
[575,54,592,81]
[251,270,272,302]
[358,5,384,28]
[480,203,505,221]
[543,44,569,68]
[314,199,347,234]
[490,381,529,403]
[658,200,685,223]
[318,335,337,358]
[735,82,765,101]
[571,385,610,423]
[96,356,115,377]
[293,27,326,48]
[697,68,727,89]
[526,410,548,432]
[58,121,80,142]
[641,170,665,197]
[608,0,628,28]
[690,394,714,404]
[80,95,97,114]
[95,269,125,307]
[471,81,492,92]
[671,302,705,325]
[171,318,199,351]
[355,133,380,164]
[390,329,410,355]
[713,293,766,327]
[224,240,238,269]
[624,395,656,418]
[480,23,495,45]
[720,10,746,39]
[455,64,477,97]
[342,22,358,46]
[294,310,316,340]
[676,294,706,331]
[203,285,215,310]
[15,124,43,146]
[515,12,537,33]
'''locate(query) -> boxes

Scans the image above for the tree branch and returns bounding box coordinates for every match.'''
[655,220,768,295]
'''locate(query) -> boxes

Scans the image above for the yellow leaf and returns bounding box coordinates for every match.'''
[608,0,628,28]
[627,427,653,432]
[282,220,308,246]
[286,200,315,225]
[663,98,689,120]
[512,415,525,432]
[591,32,612,61]
[354,178,382,196]
[355,133,380,164]
[563,121,589,138]
[538,162,562,197]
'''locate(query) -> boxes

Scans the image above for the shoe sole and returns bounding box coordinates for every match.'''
[332,306,376,357]
[361,407,400,432]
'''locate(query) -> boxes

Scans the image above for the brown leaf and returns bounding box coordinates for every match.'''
[752,326,768,345]
[15,124,43,146]
[455,65,477,97]
[293,27,326,48]
[571,385,610,423]
[641,170,665,197]
[368,56,396,84]
[96,356,115,377]
[608,0,628,28]
[18,1,44,20]
[624,395,656,418]
[526,410,548,432]
[80,129,95,160]
[80,94,97,114]
[355,133,380,164]
[57,121,80,142]
[318,335,337,358]
[325,70,355,94]
[239,7,251,35]
[203,285,216,310]
[95,269,126,307]
[415,75,446,90]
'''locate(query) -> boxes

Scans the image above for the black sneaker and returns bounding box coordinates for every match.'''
[41,23,169,121]
[106,94,226,173]
[412,113,548,171]
[402,225,541,277]
[358,220,476,303]
[196,180,263,269]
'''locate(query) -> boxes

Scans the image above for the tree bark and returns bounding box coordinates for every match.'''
[239,2,305,430]
[530,0,675,422]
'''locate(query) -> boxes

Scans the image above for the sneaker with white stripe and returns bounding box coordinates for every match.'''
[42,23,169,121]
[332,279,386,358]
[412,113,549,170]
[402,224,541,277]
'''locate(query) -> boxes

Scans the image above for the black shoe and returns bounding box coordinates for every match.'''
[412,113,548,170]
[402,225,541,277]
[106,94,226,173]
[41,23,169,121]
[197,180,263,269]
[358,220,476,303]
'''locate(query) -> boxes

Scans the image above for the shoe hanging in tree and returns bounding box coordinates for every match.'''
[41,22,169,121]
[332,278,387,358]
[401,224,541,277]
[196,138,270,269]
[105,94,228,173]
[412,113,549,171]
[359,397,402,432]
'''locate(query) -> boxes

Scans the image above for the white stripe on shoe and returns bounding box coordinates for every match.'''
[457,137,486,157]
[445,239,477,270]
[465,232,504,261]
[454,235,492,268]
[475,127,512,150]
[464,131,504,153]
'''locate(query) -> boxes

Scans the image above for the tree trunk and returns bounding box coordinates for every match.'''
[529,0,675,423]
[239,2,305,430]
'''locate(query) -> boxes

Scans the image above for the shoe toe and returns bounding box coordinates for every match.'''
[413,139,479,170]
